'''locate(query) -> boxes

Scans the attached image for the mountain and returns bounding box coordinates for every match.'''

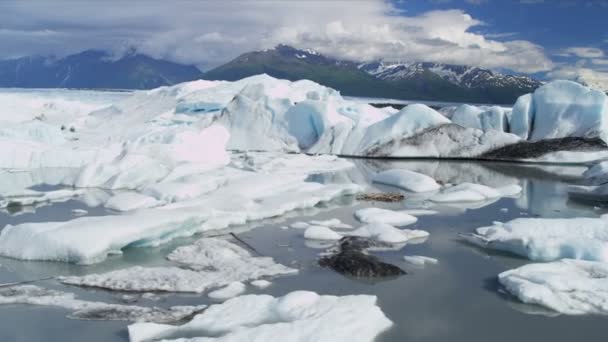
[204,45,542,104]
[0,50,203,89]
[203,45,407,99]
[358,61,542,104]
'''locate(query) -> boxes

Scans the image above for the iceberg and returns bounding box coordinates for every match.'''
[303,225,343,241]
[464,216,608,262]
[499,259,608,315]
[208,282,246,300]
[128,291,393,342]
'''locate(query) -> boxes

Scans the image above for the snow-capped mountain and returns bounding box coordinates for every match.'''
[358,61,542,92]
[204,45,543,104]
[0,50,203,89]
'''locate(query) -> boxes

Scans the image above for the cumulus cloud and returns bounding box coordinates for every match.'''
[0,0,552,72]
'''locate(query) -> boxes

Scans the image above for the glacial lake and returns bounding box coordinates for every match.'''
[1,159,607,342]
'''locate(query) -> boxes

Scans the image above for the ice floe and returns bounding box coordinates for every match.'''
[464,216,608,262]
[250,280,272,289]
[372,169,440,192]
[128,291,393,342]
[354,208,418,226]
[0,285,205,323]
[303,225,343,241]
[499,259,608,315]
[61,238,297,292]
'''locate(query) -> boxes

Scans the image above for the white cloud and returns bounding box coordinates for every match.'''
[592,59,608,65]
[560,47,605,58]
[547,66,608,91]
[0,0,552,73]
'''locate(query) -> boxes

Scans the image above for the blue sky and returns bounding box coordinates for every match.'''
[0,0,606,87]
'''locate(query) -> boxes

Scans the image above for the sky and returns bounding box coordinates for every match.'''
[0,0,607,87]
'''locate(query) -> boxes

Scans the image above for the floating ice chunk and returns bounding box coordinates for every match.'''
[250,280,272,289]
[354,208,418,226]
[348,223,429,244]
[403,255,438,266]
[61,238,297,293]
[582,160,608,185]
[290,221,310,229]
[372,169,440,192]
[431,183,521,203]
[465,216,608,262]
[303,226,343,241]
[105,192,161,211]
[499,259,608,315]
[128,291,393,342]
[0,285,205,323]
[208,282,246,300]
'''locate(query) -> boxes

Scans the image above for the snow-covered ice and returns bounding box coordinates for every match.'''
[303,225,343,241]
[464,216,608,262]
[499,259,608,315]
[372,169,440,192]
[354,208,418,226]
[61,238,297,292]
[128,291,393,342]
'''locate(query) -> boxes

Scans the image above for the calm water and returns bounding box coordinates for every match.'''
[1,160,607,342]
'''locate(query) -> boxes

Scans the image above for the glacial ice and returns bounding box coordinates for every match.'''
[451,104,510,133]
[372,169,441,192]
[354,208,418,226]
[0,154,359,263]
[465,216,608,262]
[0,285,206,323]
[511,80,608,143]
[127,291,393,342]
[499,259,608,315]
[61,238,297,292]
